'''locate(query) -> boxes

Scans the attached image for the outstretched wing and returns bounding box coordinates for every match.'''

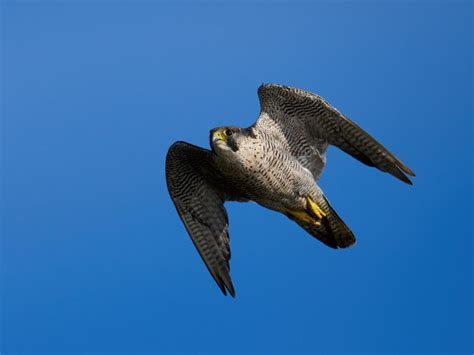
[166,141,236,297]
[255,84,415,184]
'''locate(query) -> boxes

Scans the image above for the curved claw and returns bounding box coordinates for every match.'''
[306,196,326,219]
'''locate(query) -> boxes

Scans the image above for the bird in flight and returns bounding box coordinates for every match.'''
[166,84,415,297]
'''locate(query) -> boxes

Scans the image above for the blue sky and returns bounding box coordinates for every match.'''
[1,1,472,354]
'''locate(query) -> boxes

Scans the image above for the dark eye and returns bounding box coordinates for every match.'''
[224,129,233,136]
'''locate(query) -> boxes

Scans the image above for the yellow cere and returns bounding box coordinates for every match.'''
[213,130,226,142]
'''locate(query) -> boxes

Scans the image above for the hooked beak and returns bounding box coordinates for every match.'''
[209,128,239,153]
[212,130,226,145]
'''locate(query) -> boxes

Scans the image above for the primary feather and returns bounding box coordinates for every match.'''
[166,84,415,296]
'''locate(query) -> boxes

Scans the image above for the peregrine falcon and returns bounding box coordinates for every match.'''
[166,84,415,297]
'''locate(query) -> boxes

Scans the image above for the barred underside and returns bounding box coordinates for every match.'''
[166,142,235,297]
[256,84,415,184]
[165,83,415,297]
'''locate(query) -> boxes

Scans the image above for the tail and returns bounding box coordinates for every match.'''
[288,195,356,249]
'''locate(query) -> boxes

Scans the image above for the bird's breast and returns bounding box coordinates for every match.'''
[217,139,313,208]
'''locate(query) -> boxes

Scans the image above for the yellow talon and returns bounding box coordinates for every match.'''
[285,196,325,226]
[306,196,326,219]
[286,209,315,225]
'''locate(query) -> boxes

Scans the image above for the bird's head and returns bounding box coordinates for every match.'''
[209,126,242,154]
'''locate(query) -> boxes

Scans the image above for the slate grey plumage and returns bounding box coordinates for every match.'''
[166,84,415,297]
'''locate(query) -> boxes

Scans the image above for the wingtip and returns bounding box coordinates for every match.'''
[215,272,236,298]
[387,164,414,185]
[399,163,416,177]
[398,170,414,185]
[399,174,413,185]
[219,285,227,296]
[224,279,236,298]
[218,283,235,298]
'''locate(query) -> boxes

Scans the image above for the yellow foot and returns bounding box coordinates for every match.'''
[306,196,326,219]
[285,196,326,227]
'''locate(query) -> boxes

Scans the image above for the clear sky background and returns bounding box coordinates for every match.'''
[2,1,472,354]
